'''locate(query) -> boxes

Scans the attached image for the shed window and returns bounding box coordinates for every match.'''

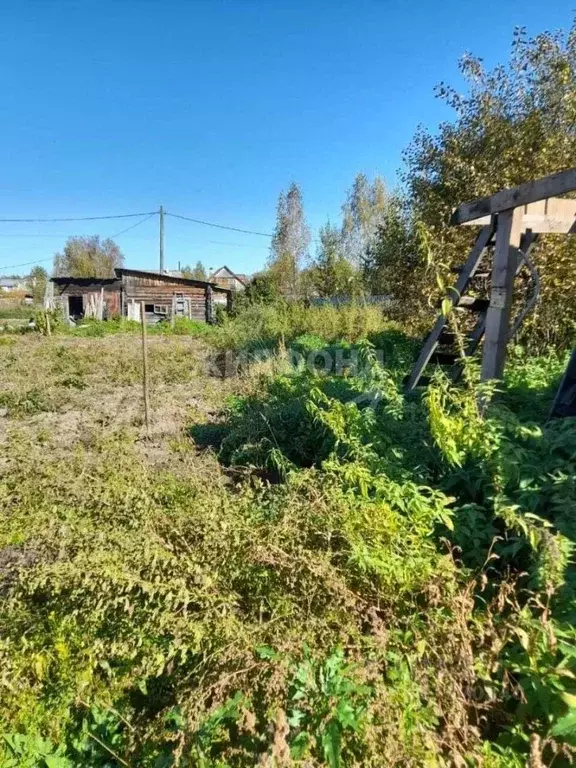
[154,305,168,315]
[144,304,154,313]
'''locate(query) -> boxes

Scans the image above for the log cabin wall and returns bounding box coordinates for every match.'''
[50,269,230,323]
[120,271,208,321]
[51,278,122,319]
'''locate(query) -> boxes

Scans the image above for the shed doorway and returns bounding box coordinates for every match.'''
[68,295,84,319]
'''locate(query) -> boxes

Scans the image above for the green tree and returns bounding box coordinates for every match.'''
[363,197,428,318]
[182,261,207,281]
[193,261,207,281]
[341,174,388,267]
[268,183,310,295]
[393,21,576,349]
[27,265,48,304]
[310,222,359,297]
[54,236,124,278]
[233,270,280,311]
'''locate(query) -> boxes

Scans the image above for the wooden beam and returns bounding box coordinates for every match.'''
[481,208,523,382]
[457,197,576,233]
[404,223,494,392]
[451,168,576,226]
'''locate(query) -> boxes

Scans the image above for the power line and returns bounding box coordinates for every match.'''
[0,256,53,271]
[166,211,272,238]
[166,233,269,249]
[0,207,271,237]
[0,211,157,223]
[0,213,158,239]
[207,239,270,248]
[0,214,158,273]
[110,212,157,238]
[0,206,274,272]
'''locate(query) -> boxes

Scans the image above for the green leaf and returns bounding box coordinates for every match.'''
[287,709,305,728]
[45,756,73,768]
[551,710,576,740]
[290,731,310,760]
[256,645,278,661]
[335,700,359,730]
[438,510,454,531]
[322,721,342,768]
[561,691,576,708]
[441,298,453,317]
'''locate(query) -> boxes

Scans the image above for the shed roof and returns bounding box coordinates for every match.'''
[51,276,120,286]
[51,268,231,294]
[114,267,230,293]
[209,265,249,286]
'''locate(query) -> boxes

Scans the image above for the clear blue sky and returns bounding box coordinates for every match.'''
[0,1,571,276]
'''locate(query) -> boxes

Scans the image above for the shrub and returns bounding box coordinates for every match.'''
[2,330,576,765]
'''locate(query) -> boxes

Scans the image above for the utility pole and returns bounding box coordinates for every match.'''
[159,205,165,273]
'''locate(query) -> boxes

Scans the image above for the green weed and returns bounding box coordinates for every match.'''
[1,323,576,765]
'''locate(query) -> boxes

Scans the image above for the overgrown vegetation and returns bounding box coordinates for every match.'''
[368,20,576,351]
[1,314,575,765]
[3,13,576,768]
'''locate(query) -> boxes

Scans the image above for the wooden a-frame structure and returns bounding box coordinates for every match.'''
[406,168,576,392]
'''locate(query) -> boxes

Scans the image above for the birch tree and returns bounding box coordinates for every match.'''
[341,173,388,266]
[268,183,310,295]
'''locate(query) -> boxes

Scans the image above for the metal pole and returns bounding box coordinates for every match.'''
[159,205,165,274]
[140,302,151,437]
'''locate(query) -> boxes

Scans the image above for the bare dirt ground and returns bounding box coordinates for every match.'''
[0,333,240,475]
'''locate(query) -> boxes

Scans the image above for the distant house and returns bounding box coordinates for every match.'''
[209,265,250,292]
[47,268,231,324]
[0,277,26,292]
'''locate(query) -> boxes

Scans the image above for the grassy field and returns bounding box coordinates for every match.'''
[1,312,576,767]
[0,333,240,473]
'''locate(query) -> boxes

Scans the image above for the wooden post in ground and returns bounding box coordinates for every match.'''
[205,284,213,324]
[481,208,523,381]
[140,302,151,437]
[45,311,51,337]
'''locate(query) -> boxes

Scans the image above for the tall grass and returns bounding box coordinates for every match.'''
[8,302,401,357]
[1,321,575,765]
[210,301,397,352]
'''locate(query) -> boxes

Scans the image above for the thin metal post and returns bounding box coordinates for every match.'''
[140,302,151,436]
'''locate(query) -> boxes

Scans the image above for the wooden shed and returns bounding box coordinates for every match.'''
[48,268,231,324]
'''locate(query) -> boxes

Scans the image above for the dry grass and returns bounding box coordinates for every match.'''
[0,333,239,473]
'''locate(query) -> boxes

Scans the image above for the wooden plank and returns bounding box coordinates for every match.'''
[457,197,576,232]
[205,284,213,324]
[451,230,538,383]
[481,208,523,381]
[404,223,494,392]
[455,230,534,378]
[451,168,576,225]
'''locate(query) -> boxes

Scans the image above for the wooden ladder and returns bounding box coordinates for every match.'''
[405,219,538,391]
